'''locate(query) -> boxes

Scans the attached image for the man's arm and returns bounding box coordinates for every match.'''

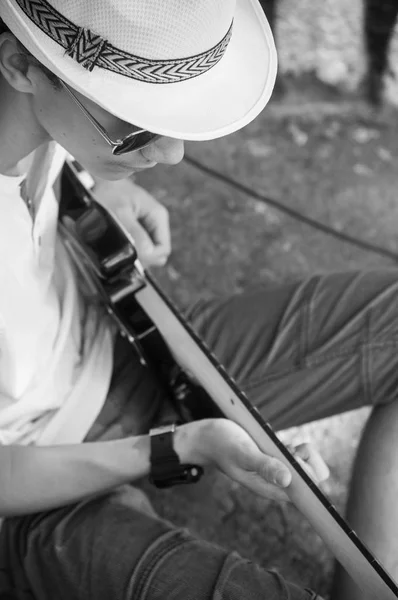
[0,417,326,518]
[0,420,202,517]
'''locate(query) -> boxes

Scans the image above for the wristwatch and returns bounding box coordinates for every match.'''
[149,423,203,488]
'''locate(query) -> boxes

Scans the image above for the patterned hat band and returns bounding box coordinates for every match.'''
[14,0,234,84]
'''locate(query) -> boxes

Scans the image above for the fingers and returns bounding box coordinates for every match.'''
[95,179,172,268]
[133,187,171,264]
[141,202,171,258]
[239,441,328,502]
[125,221,163,267]
[234,452,292,503]
[287,442,330,483]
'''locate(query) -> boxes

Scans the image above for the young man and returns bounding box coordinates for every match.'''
[0,1,397,599]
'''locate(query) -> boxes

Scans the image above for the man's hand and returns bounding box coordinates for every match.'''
[188,419,329,503]
[94,178,171,268]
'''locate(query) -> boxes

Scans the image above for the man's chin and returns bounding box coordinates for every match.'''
[89,162,156,181]
[131,165,156,172]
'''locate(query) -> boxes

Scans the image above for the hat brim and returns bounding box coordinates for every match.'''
[1,0,277,141]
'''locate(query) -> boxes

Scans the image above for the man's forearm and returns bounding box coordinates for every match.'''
[0,421,207,517]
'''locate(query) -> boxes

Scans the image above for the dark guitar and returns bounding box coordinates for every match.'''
[60,158,398,599]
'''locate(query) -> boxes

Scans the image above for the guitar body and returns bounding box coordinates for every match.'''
[60,159,398,599]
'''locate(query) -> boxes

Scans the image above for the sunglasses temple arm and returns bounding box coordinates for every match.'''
[60,81,119,148]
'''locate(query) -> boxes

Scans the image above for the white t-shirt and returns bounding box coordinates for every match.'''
[0,142,114,445]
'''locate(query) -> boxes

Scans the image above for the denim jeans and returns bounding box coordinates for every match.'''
[2,269,398,599]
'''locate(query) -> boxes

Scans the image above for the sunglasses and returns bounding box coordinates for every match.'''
[59,80,160,155]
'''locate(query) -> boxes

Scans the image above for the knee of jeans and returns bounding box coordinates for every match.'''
[3,486,172,600]
[130,534,322,600]
[217,560,323,600]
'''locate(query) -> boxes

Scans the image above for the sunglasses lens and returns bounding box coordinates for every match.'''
[113,131,159,155]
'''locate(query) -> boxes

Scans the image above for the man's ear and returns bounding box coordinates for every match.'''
[0,33,35,94]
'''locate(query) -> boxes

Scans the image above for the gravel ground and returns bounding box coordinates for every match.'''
[277,0,365,88]
[276,0,398,103]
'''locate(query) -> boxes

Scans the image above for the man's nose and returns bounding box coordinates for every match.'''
[142,136,185,165]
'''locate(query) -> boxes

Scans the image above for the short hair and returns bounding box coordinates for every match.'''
[0,18,60,88]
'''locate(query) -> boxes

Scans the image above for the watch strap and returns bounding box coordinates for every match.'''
[149,424,203,488]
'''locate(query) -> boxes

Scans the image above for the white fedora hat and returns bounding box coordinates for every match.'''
[0,0,277,141]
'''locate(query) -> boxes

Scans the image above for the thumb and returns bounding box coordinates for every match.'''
[257,454,292,488]
[237,449,293,502]
[240,443,292,488]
